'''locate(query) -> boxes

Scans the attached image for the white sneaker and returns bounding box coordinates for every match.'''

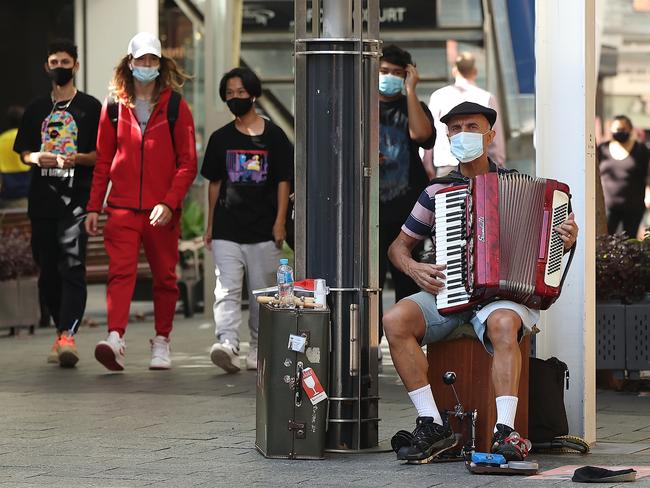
[149,336,171,370]
[95,331,126,371]
[210,340,240,373]
[246,346,258,371]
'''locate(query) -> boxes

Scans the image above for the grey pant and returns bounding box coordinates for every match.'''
[211,239,281,347]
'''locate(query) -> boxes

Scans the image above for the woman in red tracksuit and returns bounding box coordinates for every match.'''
[85,32,197,371]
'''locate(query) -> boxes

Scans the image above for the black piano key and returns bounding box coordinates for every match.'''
[441,291,470,299]
[441,195,466,204]
[445,285,465,292]
[440,210,463,219]
[444,297,470,305]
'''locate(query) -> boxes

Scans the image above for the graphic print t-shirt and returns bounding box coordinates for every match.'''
[200,119,293,243]
[13,92,102,219]
[379,96,435,223]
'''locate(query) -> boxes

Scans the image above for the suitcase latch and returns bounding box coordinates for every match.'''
[288,420,306,439]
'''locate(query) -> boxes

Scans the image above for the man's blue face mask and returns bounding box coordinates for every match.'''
[378,73,404,96]
[449,131,488,163]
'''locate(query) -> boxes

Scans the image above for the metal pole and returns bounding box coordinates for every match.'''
[294,0,381,452]
[322,0,352,38]
[202,0,243,318]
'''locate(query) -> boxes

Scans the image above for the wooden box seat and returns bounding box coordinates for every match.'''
[427,331,529,453]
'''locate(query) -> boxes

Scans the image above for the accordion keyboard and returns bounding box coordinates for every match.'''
[434,187,472,310]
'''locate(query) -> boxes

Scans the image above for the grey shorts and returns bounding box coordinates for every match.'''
[405,291,538,355]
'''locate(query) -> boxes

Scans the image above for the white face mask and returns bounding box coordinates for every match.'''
[449,131,487,163]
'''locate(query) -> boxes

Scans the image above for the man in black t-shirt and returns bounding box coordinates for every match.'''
[13,39,101,368]
[201,67,293,374]
[378,45,436,342]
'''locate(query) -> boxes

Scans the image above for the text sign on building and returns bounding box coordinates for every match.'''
[242,1,436,31]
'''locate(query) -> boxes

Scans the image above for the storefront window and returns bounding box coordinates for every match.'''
[160,2,206,157]
[436,0,483,28]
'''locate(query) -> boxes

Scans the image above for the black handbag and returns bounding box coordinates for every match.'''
[529,356,570,442]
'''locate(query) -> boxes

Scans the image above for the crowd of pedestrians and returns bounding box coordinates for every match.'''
[10,34,295,374]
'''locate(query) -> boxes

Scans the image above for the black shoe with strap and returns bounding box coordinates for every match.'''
[396,416,456,464]
[491,423,531,461]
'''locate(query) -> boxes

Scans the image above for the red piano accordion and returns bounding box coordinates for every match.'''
[434,172,572,314]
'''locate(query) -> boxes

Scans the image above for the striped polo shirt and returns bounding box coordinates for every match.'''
[401,160,514,240]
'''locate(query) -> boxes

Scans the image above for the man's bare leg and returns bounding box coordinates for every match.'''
[383,299,428,390]
[485,309,530,461]
[383,299,456,462]
[486,309,522,399]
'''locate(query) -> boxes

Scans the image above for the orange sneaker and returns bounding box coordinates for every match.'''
[47,338,59,364]
[57,334,79,368]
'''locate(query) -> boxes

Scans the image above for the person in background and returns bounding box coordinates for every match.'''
[85,32,197,371]
[13,39,101,368]
[378,45,435,348]
[0,106,29,208]
[201,67,293,374]
[598,115,650,237]
[426,51,506,176]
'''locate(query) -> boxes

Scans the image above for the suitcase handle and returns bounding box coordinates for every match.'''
[295,365,304,406]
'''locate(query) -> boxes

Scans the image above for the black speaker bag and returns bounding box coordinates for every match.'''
[529,356,569,442]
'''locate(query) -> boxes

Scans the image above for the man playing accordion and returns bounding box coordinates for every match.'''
[383,101,578,464]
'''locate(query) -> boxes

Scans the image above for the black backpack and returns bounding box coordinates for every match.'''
[529,356,570,442]
[107,91,181,153]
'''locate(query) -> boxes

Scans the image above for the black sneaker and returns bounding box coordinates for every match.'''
[396,417,456,464]
[391,430,414,453]
[491,423,531,461]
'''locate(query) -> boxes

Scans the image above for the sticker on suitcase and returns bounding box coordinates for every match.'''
[302,367,327,405]
[288,334,307,353]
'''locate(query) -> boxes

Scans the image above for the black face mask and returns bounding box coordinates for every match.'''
[226,97,254,117]
[612,131,630,143]
[48,67,74,86]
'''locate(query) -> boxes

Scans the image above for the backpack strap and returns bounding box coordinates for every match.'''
[167,91,181,152]
[107,98,119,131]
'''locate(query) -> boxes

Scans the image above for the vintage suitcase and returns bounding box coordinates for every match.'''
[256,304,330,459]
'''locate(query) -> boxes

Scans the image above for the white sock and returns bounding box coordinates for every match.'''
[495,395,518,431]
[408,385,443,425]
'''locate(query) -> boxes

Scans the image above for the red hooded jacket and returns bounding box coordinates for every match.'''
[87,88,197,213]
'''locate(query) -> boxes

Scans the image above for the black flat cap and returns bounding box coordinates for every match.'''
[572,466,636,483]
[440,101,497,128]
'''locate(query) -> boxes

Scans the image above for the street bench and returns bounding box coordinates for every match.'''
[0,207,31,234]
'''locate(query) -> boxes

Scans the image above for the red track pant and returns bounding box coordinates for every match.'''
[103,208,180,338]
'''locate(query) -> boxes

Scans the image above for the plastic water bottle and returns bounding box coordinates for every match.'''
[277,258,295,308]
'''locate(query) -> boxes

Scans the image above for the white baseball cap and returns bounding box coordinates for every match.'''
[127,32,162,58]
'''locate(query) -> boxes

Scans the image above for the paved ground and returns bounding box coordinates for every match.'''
[1,286,650,487]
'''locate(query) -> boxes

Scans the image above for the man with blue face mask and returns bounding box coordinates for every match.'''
[377,45,435,355]
[382,101,579,464]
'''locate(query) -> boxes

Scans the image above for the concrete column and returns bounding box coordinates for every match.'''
[535,0,596,443]
[202,0,243,318]
[203,0,242,136]
[75,0,158,100]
